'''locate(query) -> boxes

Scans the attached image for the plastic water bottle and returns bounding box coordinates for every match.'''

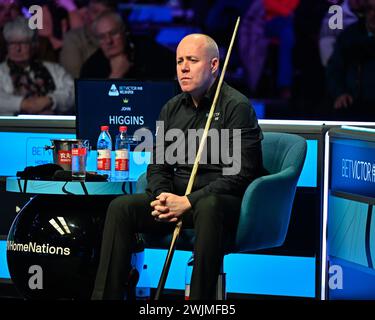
[97,125,112,179]
[136,264,151,300]
[185,254,194,300]
[115,126,129,181]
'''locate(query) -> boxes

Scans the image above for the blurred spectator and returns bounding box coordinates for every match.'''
[55,0,89,30]
[326,0,375,120]
[37,2,70,61]
[239,0,266,94]
[0,0,21,62]
[0,17,74,116]
[80,11,175,79]
[204,0,249,46]
[319,0,363,67]
[19,0,71,60]
[263,0,299,98]
[60,0,117,78]
[239,0,299,98]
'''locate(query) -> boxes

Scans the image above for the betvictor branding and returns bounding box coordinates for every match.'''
[7,241,70,256]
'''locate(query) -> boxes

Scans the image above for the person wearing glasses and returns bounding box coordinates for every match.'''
[79,11,175,79]
[60,0,118,79]
[0,17,74,115]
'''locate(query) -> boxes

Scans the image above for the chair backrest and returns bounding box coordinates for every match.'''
[235,132,307,252]
[262,132,306,174]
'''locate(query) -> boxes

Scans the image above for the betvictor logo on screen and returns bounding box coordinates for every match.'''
[108,84,120,96]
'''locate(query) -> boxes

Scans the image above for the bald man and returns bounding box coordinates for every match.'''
[91,34,264,300]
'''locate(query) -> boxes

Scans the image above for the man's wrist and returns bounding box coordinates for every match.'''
[183,196,192,210]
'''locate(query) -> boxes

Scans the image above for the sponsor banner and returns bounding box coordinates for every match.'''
[331,139,375,197]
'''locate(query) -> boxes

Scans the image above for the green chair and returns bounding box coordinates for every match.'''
[136,132,307,297]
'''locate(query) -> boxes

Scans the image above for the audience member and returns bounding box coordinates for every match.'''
[263,0,300,98]
[80,11,175,79]
[60,0,117,78]
[0,17,74,116]
[20,0,72,59]
[319,0,363,67]
[37,2,71,62]
[55,0,89,30]
[326,0,375,120]
[0,0,21,63]
[239,0,299,98]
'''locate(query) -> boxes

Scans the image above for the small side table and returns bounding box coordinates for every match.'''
[5,177,141,299]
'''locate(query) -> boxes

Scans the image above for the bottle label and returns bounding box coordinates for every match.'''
[97,149,111,170]
[71,148,87,156]
[58,150,71,164]
[115,149,129,171]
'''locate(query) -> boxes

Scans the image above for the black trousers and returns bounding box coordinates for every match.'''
[91,192,242,300]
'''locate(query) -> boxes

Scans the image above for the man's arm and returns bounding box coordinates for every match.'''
[60,31,84,79]
[187,102,264,207]
[146,104,174,198]
[45,63,75,114]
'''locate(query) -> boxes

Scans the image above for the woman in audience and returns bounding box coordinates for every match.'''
[0,17,74,115]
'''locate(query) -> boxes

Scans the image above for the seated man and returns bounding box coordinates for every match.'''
[0,17,74,115]
[80,11,176,79]
[91,34,264,300]
[326,0,375,120]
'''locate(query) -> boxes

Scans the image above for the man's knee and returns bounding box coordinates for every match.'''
[193,194,224,223]
[195,194,222,209]
[106,194,144,222]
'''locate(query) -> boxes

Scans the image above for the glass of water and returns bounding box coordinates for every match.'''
[71,140,89,181]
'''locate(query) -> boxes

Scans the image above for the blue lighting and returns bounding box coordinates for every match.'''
[128,5,173,23]
[157,27,200,46]
[0,132,75,176]
[328,195,369,267]
[1,240,315,297]
[0,240,10,279]
[225,253,316,297]
[329,257,375,299]
[252,101,265,119]
[297,139,318,188]
[139,248,316,297]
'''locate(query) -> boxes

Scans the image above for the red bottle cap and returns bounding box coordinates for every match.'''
[119,126,127,132]
[101,126,109,131]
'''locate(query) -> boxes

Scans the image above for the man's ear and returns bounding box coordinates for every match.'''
[211,57,219,74]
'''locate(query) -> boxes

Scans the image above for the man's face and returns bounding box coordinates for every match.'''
[176,36,218,99]
[366,0,375,33]
[95,17,125,59]
[7,38,32,65]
